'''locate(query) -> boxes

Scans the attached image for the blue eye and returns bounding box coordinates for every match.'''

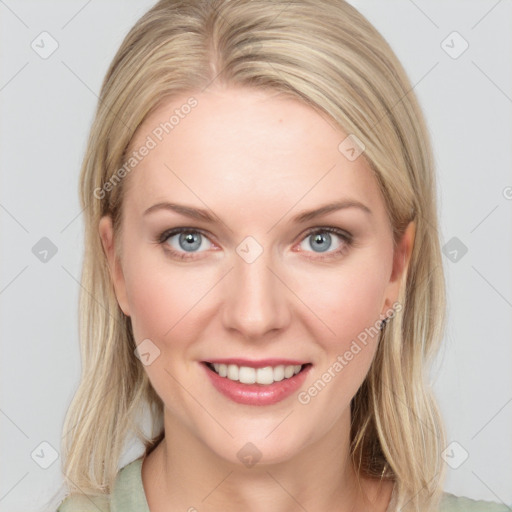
[298,227,352,260]
[304,230,335,252]
[157,227,352,261]
[159,229,213,259]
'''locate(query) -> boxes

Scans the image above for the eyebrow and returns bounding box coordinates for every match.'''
[143,199,372,223]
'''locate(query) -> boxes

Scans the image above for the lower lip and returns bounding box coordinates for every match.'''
[201,363,312,406]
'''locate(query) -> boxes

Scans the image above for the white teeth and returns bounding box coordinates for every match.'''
[257,366,274,385]
[273,365,285,382]
[284,365,295,378]
[210,363,303,385]
[239,366,256,384]
[216,363,227,377]
[227,364,239,381]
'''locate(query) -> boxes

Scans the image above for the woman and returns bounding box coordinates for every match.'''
[53,0,508,511]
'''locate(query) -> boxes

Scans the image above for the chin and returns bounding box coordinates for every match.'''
[205,429,309,469]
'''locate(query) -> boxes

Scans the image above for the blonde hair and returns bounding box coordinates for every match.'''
[55,1,447,510]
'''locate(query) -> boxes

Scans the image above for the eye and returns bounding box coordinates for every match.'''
[156,226,353,262]
[158,228,214,260]
[296,227,353,260]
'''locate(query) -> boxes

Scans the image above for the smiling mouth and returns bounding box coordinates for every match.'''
[203,361,312,386]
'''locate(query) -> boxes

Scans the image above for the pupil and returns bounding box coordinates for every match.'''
[312,232,330,252]
[180,232,201,251]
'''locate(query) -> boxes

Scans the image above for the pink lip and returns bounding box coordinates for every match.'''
[201,362,312,406]
[203,358,309,369]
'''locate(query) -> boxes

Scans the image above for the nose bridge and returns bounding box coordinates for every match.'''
[221,236,289,338]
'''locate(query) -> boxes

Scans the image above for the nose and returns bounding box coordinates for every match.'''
[221,243,291,341]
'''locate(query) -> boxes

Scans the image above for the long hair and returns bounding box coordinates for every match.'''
[54,1,447,510]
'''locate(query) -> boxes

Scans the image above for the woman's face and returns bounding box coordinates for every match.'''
[100,86,413,466]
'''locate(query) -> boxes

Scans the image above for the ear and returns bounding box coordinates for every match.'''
[98,215,130,316]
[380,221,415,317]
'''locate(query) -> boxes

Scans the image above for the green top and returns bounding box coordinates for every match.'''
[56,456,510,512]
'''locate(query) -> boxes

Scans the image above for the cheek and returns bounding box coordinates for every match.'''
[293,258,390,413]
[299,256,390,344]
[124,267,172,341]
[120,234,172,335]
[122,246,213,350]
[123,256,208,402]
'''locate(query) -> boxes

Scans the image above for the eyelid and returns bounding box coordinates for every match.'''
[157,225,353,261]
[158,225,352,244]
[294,226,353,261]
[157,226,214,245]
[301,225,352,242]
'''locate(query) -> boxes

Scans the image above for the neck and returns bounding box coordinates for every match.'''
[142,407,394,512]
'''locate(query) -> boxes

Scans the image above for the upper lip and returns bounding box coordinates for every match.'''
[203,358,311,369]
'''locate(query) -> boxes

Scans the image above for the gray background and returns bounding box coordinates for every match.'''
[0,1,511,510]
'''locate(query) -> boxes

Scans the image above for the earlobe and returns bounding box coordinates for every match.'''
[98,215,130,316]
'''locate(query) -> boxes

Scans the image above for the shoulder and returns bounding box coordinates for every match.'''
[56,493,109,512]
[440,492,511,512]
[56,456,147,512]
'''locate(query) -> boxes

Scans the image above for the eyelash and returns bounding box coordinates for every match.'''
[156,226,353,262]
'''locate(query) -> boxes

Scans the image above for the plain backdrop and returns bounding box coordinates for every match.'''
[0,1,511,511]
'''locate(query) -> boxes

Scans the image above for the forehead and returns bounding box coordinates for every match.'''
[123,87,385,221]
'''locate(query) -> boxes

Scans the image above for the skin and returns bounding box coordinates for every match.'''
[99,85,415,512]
